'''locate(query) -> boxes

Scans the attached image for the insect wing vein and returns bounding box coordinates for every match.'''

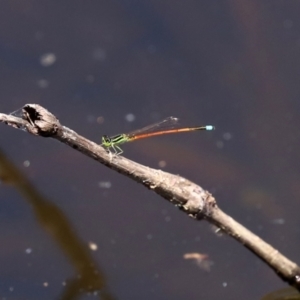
[127,116,179,138]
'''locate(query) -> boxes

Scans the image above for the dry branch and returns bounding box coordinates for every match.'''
[1,104,300,289]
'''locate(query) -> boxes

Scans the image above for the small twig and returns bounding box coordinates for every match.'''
[1,104,300,289]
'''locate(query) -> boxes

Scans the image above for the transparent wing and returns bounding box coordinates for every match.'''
[127,116,179,137]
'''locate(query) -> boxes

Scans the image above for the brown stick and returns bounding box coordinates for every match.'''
[1,104,300,288]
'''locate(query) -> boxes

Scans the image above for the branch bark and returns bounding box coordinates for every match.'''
[1,104,300,289]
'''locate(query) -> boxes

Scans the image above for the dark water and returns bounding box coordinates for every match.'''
[0,1,299,299]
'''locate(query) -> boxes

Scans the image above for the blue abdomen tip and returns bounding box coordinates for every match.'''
[206,125,215,130]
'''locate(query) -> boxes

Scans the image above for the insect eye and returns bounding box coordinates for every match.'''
[102,135,110,143]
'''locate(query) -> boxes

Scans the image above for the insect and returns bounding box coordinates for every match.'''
[101,116,215,155]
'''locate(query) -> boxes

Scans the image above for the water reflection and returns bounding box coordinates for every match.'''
[0,149,115,300]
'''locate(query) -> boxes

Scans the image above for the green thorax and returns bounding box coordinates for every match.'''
[102,134,130,147]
